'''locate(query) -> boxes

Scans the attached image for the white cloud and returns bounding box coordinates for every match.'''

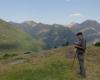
[69,13,83,17]
[66,13,88,24]
[65,0,75,2]
[65,0,71,2]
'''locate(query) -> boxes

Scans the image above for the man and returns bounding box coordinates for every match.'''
[74,32,86,78]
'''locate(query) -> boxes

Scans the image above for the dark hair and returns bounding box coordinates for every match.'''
[76,32,83,36]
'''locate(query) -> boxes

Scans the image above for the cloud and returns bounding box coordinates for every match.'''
[69,13,83,17]
[65,0,75,2]
[65,0,71,2]
[66,13,88,24]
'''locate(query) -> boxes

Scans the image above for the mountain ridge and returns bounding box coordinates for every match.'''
[2,19,100,45]
[68,20,100,44]
[10,20,74,48]
[0,20,45,54]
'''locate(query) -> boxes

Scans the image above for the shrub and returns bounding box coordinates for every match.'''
[2,53,18,59]
[95,42,100,46]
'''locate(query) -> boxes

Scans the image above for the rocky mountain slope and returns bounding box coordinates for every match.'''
[10,21,74,48]
[68,20,100,44]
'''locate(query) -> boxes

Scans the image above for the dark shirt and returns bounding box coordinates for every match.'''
[76,37,86,53]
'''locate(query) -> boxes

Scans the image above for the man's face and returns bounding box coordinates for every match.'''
[76,35,82,39]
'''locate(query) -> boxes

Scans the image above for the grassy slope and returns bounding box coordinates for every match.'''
[0,46,100,80]
[0,20,45,55]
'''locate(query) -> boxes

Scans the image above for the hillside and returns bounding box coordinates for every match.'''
[11,19,100,45]
[10,21,74,48]
[0,46,100,80]
[0,19,45,55]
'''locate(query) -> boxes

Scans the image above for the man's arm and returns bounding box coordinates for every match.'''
[74,45,83,49]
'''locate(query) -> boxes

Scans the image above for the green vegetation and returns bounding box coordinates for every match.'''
[0,20,45,56]
[0,46,100,80]
[0,53,18,60]
[0,19,100,80]
[95,42,100,46]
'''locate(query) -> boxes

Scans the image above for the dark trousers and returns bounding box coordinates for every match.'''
[77,52,86,77]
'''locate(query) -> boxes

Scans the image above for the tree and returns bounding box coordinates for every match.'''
[95,42,100,46]
[65,41,69,46]
[62,41,69,46]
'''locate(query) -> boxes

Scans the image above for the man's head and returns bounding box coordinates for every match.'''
[76,32,83,39]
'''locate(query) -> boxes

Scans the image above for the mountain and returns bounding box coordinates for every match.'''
[8,19,100,45]
[10,21,75,48]
[0,19,45,54]
[43,24,74,48]
[22,21,37,27]
[69,20,100,44]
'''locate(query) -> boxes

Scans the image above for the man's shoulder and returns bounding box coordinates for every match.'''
[82,37,86,42]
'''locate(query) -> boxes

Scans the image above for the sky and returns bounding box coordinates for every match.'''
[0,0,100,24]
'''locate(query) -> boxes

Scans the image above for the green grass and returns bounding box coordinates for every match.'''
[0,53,18,60]
[0,46,100,80]
[0,47,100,80]
[0,54,78,80]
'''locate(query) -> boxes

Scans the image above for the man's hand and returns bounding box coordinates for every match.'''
[74,45,82,49]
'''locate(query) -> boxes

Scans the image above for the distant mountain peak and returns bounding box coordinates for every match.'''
[23,20,37,27]
[67,22,79,28]
[52,24,63,27]
[81,20,99,25]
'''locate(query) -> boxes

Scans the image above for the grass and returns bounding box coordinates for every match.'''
[0,46,100,80]
[0,53,18,60]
